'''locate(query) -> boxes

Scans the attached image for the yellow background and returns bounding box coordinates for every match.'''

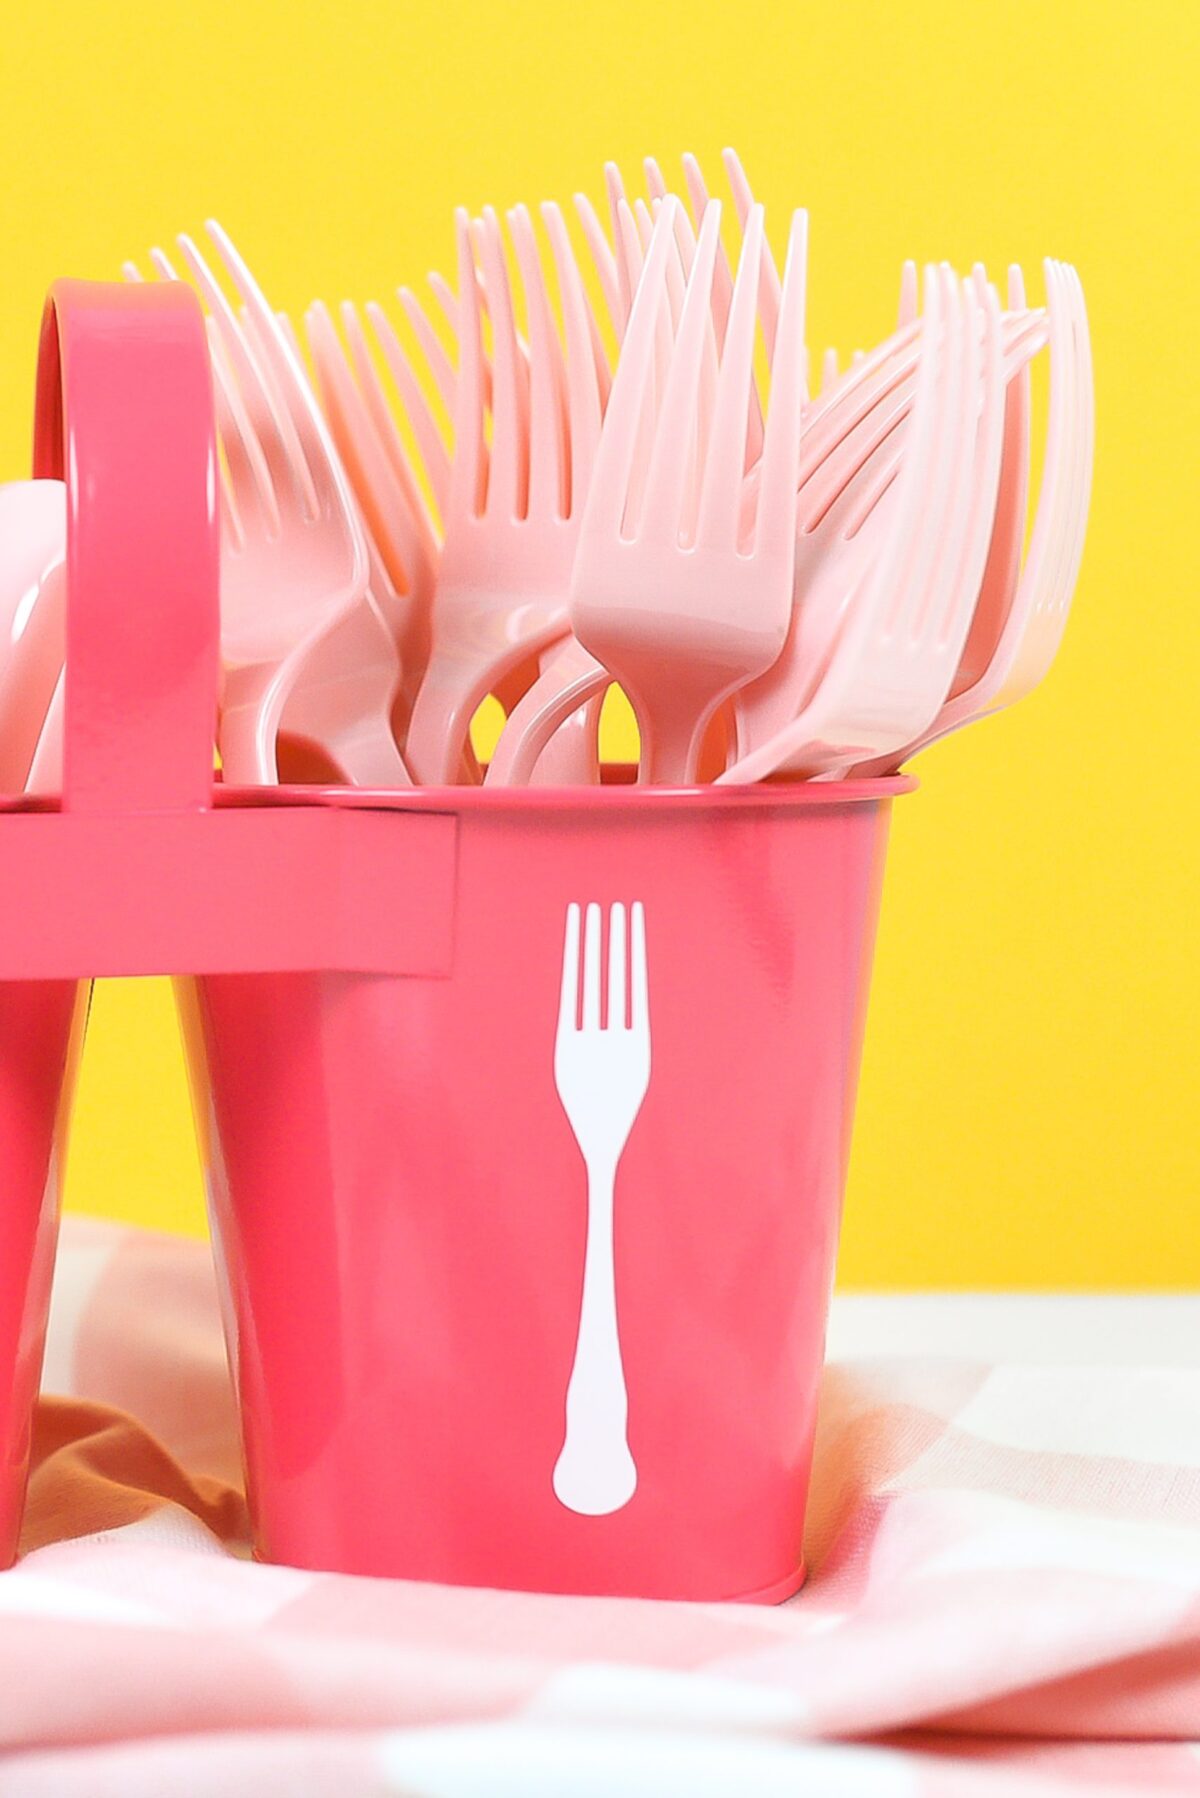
[0,0,1196,1285]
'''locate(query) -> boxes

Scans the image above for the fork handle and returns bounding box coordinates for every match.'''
[553,1159,637,1516]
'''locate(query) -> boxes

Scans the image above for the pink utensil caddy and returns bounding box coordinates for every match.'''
[0,277,911,1602]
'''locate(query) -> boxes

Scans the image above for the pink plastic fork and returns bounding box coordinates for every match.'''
[721,265,1004,783]
[400,207,594,786]
[847,261,1089,776]
[127,223,372,785]
[569,198,807,785]
[488,160,789,787]
[302,300,437,745]
[993,261,1092,708]
[731,283,1047,767]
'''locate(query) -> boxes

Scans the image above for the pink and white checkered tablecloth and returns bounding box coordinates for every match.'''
[4,1213,1199,1795]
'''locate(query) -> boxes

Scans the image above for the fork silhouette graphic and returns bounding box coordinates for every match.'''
[553,901,651,1515]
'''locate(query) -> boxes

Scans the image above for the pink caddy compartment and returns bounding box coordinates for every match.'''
[182,778,899,1600]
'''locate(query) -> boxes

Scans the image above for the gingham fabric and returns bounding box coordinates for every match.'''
[3,1213,1198,1795]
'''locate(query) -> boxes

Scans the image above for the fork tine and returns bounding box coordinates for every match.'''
[339,300,442,545]
[921,262,985,636]
[613,194,660,513]
[1040,261,1068,599]
[196,222,324,520]
[304,301,389,539]
[646,153,718,359]
[275,308,307,371]
[614,196,645,313]
[798,377,911,532]
[874,262,949,611]
[202,312,276,541]
[915,267,977,638]
[630,901,648,1033]
[644,197,688,437]
[696,203,764,552]
[304,301,372,476]
[667,202,719,490]
[1043,262,1083,624]
[428,270,463,332]
[573,190,624,341]
[684,153,734,349]
[362,301,451,519]
[656,199,688,330]
[543,201,604,516]
[715,149,777,452]
[1053,264,1091,623]
[708,151,773,456]
[509,204,568,521]
[721,149,782,361]
[1003,307,1050,377]
[430,263,496,414]
[308,300,438,594]
[558,902,581,1033]
[1062,263,1094,610]
[897,266,970,638]
[211,432,243,554]
[855,266,946,632]
[1018,259,1071,609]
[623,198,672,425]
[477,207,530,522]
[936,272,1004,646]
[641,200,723,542]
[897,259,919,328]
[605,163,636,322]
[607,902,627,1030]
[755,209,808,562]
[581,198,678,536]
[448,208,487,518]
[568,195,619,407]
[801,312,923,457]
[398,285,457,416]
[582,901,602,1031]
[196,315,246,550]
[146,243,277,539]
[168,235,301,525]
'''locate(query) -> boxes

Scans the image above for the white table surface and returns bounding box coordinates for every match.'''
[828,1292,1200,1366]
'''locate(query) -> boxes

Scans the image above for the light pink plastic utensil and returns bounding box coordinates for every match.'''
[401,207,589,786]
[992,261,1091,709]
[361,206,607,787]
[844,262,1089,776]
[302,300,437,744]
[721,265,1003,782]
[126,224,372,785]
[246,307,412,786]
[729,283,1047,771]
[570,198,807,785]
[489,158,794,787]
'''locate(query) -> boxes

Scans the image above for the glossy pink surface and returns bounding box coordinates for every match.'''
[183,780,901,1600]
[0,284,443,983]
[0,275,215,1562]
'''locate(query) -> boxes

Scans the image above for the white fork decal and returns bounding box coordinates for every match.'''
[552,901,651,1515]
